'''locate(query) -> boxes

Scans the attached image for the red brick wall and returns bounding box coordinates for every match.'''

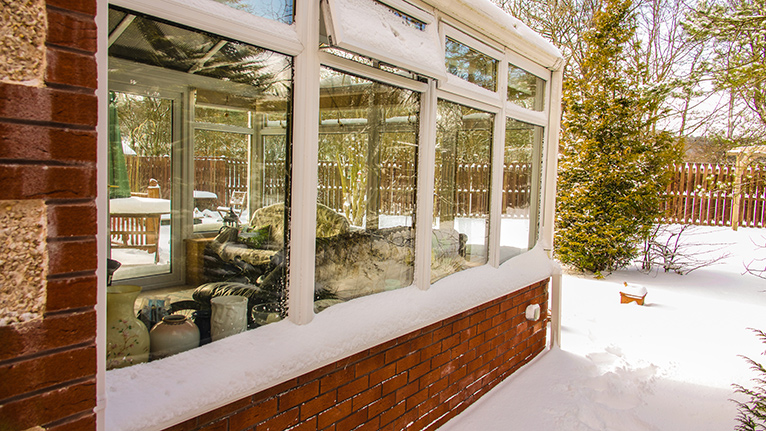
[0,1,99,430]
[162,280,549,431]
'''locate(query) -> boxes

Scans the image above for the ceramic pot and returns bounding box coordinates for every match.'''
[106,285,150,369]
[211,296,247,341]
[150,314,200,360]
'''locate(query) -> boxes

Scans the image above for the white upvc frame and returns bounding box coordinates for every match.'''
[109,0,303,56]
[439,23,505,107]
[318,51,431,293]
[96,0,564,427]
[107,81,189,289]
[433,88,502,275]
[414,79,438,290]
[505,51,550,126]
[488,59,508,268]
[289,0,321,325]
[318,51,429,94]
[96,2,108,428]
[377,0,434,25]
[320,0,446,80]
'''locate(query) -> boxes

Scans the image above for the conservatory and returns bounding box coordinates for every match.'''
[99,0,563,429]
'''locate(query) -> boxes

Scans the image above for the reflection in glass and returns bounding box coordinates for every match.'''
[109,92,174,280]
[315,67,420,310]
[108,7,293,361]
[445,37,497,91]
[212,0,294,24]
[500,119,543,263]
[508,63,546,111]
[432,100,493,282]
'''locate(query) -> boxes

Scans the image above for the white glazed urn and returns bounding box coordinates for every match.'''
[150,314,200,360]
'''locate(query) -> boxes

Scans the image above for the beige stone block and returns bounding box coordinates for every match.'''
[0,200,47,326]
[1,0,47,86]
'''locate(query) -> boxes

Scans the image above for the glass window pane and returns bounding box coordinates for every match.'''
[108,7,292,367]
[109,91,174,280]
[445,37,497,91]
[432,100,493,282]
[507,63,545,111]
[500,119,543,263]
[315,67,420,311]
[212,0,294,24]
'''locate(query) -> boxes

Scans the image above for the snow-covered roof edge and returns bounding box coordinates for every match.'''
[423,0,564,71]
[105,245,558,431]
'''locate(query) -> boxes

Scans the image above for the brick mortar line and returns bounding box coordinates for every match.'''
[44,198,95,205]
[0,117,95,131]
[46,42,96,57]
[43,306,94,318]
[43,81,96,95]
[46,235,96,243]
[46,270,96,281]
[0,340,93,370]
[46,4,96,20]
[0,375,95,407]
[0,159,95,168]
[42,410,94,430]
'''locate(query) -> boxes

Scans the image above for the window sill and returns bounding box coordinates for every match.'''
[104,245,558,431]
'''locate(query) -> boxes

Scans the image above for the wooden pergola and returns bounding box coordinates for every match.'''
[726,145,766,230]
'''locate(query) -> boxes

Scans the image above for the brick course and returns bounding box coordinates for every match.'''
[0,1,98,430]
[159,279,549,431]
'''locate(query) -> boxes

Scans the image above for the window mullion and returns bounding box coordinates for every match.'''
[488,111,506,268]
[540,69,564,255]
[288,0,321,325]
[414,79,438,290]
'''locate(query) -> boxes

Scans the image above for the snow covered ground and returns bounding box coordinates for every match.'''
[441,225,766,431]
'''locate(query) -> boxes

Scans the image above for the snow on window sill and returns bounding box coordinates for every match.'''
[104,245,558,431]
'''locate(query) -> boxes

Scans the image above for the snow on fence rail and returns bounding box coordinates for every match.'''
[660,162,766,228]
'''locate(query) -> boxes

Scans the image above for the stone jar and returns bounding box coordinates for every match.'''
[150,314,200,360]
[211,296,248,341]
[106,285,150,370]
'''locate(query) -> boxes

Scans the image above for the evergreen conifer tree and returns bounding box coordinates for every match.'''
[555,0,682,274]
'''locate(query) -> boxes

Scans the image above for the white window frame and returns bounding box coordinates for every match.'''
[505,51,550,125]
[439,24,505,107]
[96,0,565,429]
[109,0,303,57]
[106,80,190,289]
[320,0,446,80]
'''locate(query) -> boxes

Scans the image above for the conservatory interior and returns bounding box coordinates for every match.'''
[100,0,563,429]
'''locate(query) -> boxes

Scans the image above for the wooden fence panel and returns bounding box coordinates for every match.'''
[661,162,765,228]
[125,155,172,199]
[124,157,765,228]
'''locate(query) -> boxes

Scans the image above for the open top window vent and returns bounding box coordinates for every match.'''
[320,0,446,81]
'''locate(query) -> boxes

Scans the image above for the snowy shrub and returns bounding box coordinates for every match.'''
[639,224,730,275]
[733,329,766,431]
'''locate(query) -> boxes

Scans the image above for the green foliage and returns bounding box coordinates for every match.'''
[686,0,766,128]
[555,0,683,274]
[239,225,271,249]
[733,329,766,431]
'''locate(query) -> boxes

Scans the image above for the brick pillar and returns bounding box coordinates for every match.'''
[0,1,99,430]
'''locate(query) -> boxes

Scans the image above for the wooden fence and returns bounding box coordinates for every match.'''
[660,162,766,228]
[124,157,766,227]
[125,156,248,207]
[125,156,534,217]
